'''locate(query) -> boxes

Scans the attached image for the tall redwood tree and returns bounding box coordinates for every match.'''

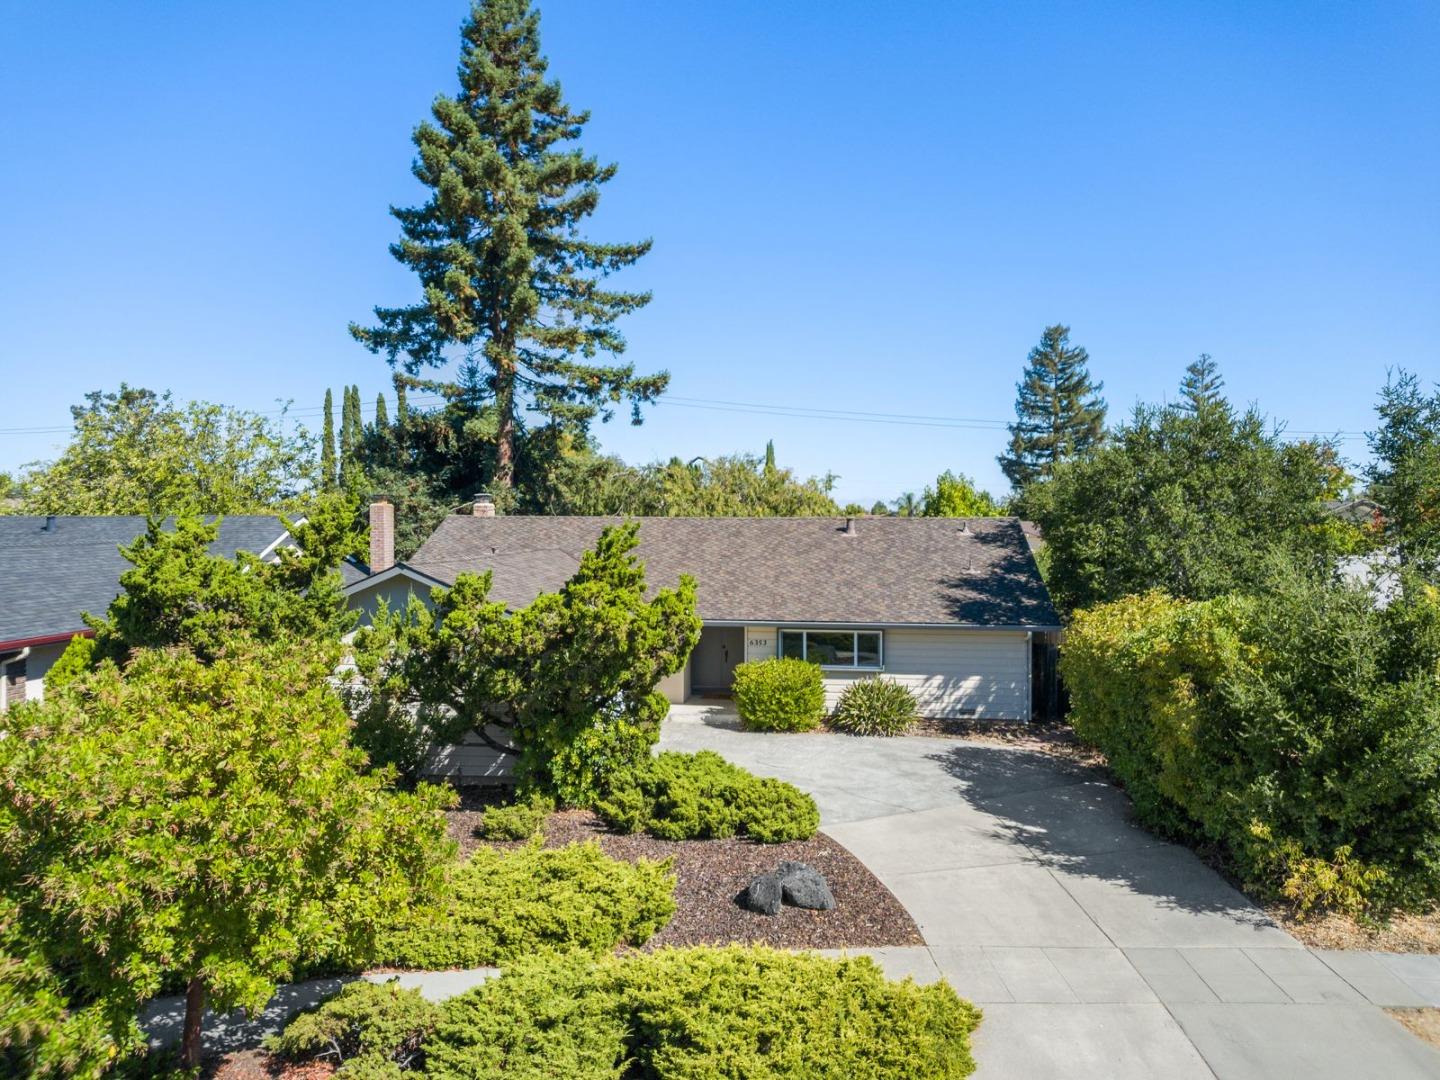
[352,0,665,490]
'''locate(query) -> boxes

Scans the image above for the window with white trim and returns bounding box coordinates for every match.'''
[778,629,883,670]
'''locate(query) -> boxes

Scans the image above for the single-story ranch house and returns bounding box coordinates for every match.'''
[0,514,365,709]
[347,502,1062,728]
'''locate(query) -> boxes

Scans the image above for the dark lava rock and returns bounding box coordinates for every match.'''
[777,860,837,910]
[739,871,783,915]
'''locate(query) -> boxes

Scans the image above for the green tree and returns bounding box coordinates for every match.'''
[396,376,409,427]
[340,385,362,491]
[353,523,700,801]
[891,491,919,517]
[23,386,312,516]
[919,470,1004,517]
[1028,401,1346,615]
[375,391,390,431]
[1179,354,1225,413]
[998,325,1107,490]
[321,388,338,490]
[351,0,667,491]
[638,454,839,516]
[1367,369,1440,577]
[764,440,777,473]
[0,640,455,1070]
[86,495,363,665]
[869,500,889,516]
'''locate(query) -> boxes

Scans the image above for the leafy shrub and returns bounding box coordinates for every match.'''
[592,751,818,843]
[425,946,982,1080]
[1062,572,1440,916]
[265,980,441,1074]
[350,523,702,807]
[830,678,918,736]
[483,791,555,840]
[732,658,825,732]
[374,842,675,969]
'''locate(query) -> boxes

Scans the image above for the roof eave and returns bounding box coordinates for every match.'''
[0,629,93,653]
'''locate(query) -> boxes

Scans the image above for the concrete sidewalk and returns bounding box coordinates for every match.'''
[661,704,1440,1080]
[140,967,500,1054]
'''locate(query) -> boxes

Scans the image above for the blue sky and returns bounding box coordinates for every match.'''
[2,1,1436,506]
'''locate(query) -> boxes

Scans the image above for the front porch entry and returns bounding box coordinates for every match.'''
[690,625,744,696]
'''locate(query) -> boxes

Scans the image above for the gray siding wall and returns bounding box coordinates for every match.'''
[348,578,435,626]
[818,627,1029,720]
[425,725,517,781]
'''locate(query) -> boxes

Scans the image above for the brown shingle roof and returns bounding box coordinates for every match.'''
[410,516,1060,629]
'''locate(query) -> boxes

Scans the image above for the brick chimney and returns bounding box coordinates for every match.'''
[472,492,496,517]
[369,500,395,572]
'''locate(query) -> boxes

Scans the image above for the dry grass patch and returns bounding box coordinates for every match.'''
[1388,1008,1440,1051]
[1270,906,1440,954]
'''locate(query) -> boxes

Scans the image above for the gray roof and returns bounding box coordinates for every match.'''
[409,516,1060,628]
[0,516,289,647]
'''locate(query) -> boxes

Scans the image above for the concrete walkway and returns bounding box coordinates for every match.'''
[140,967,500,1054]
[660,704,1440,1080]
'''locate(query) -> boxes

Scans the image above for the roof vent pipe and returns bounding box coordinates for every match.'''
[42,516,55,533]
[842,517,856,535]
[472,493,496,517]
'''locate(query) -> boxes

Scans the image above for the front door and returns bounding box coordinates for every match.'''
[691,626,745,695]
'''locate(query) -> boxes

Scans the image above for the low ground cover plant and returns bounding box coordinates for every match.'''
[830,677,919,736]
[374,842,676,969]
[265,980,441,1076]
[592,750,819,843]
[482,791,555,840]
[422,946,981,1079]
[1062,571,1440,917]
[732,657,825,732]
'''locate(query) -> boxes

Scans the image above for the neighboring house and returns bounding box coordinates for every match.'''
[347,501,1061,745]
[0,515,336,710]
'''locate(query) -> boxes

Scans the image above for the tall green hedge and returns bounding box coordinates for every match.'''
[1062,576,1440,916]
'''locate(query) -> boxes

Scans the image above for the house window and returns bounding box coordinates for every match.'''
[777,629,883,670]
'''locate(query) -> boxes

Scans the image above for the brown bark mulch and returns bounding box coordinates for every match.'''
[447,796,922,951]
[207,1048,334,1080]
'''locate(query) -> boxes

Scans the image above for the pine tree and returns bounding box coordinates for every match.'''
[351,0,667,491]
[998,324,1107,490]
[395,377,409,427]
[1179,354,1225,413]
[321,389,337,490]
[375,392,390,431]
[764,440,776,473]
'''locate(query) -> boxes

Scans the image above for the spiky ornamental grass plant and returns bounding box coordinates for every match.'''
[352,0,666,491]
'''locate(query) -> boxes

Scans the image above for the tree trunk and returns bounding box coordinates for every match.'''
[180,975,206,1070]
[493,362,517,491]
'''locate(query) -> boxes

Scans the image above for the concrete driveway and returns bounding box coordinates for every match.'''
[661,704,1440,1080]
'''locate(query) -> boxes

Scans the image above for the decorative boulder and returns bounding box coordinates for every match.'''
[777,860,836,910]
[739,871,783,915]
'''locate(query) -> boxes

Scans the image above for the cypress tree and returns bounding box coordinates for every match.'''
[395,377,409,428]
[339,386,360,490]
[1179,354,1225,413]
[350,0,667,491]
[998,324,1107,490]
[764,440,776,474]
[321,389,337,490]
[375,392,390,431]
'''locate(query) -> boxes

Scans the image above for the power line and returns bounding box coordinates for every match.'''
[0,392,1372,442]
